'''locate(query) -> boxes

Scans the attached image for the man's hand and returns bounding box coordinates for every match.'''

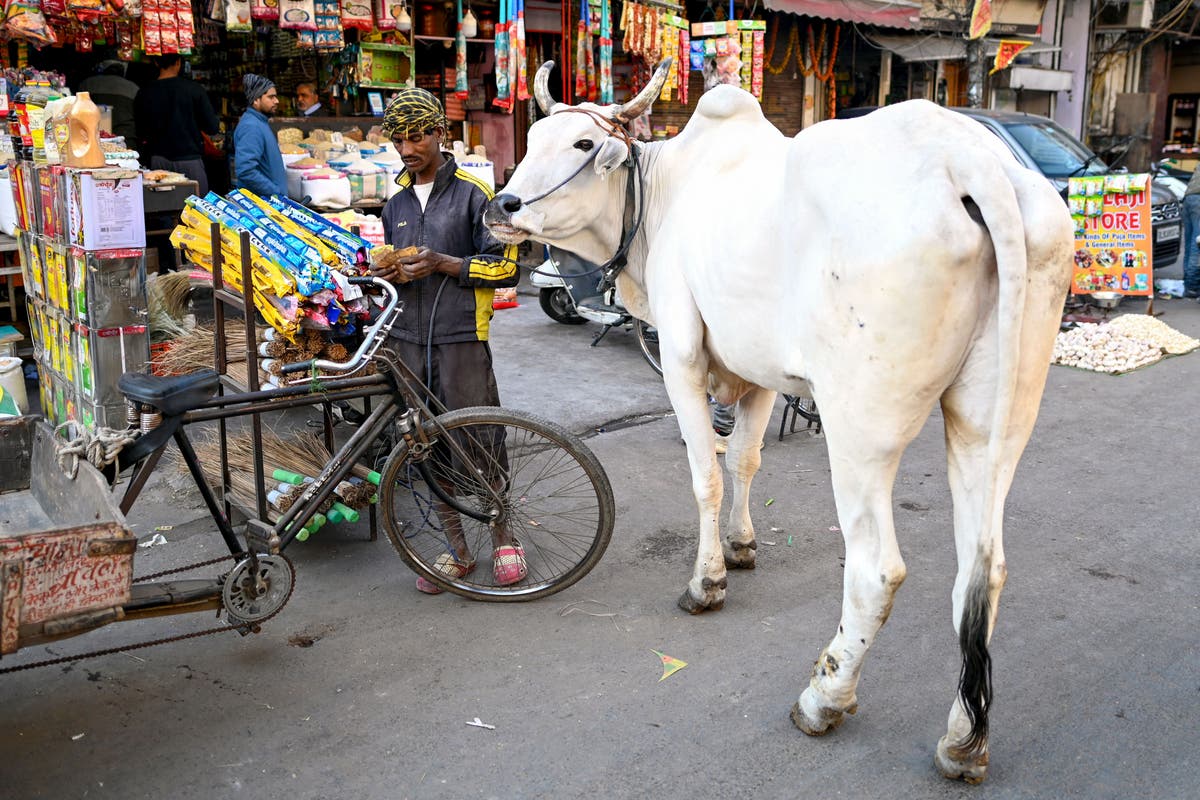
[369,245,416,283]
[395,247,462,282]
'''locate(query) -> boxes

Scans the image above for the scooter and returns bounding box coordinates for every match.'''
[530,246,662,374]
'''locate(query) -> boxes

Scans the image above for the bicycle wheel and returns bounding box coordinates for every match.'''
[379,407,615,601]
[635,319,663,376]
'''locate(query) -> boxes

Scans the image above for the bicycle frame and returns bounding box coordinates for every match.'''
[118,351,507,560]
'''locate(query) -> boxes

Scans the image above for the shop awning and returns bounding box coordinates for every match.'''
[762,0,923,31]
[869,33,1060,63]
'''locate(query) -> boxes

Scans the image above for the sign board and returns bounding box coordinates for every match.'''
[1069,174,1153,295]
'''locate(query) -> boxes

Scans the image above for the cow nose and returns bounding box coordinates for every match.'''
[495,193,523,214]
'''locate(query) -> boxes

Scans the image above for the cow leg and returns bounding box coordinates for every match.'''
[933,384,1009,784]
[792,413,912,736]
[658,317,728,614]
[722,386,776,569]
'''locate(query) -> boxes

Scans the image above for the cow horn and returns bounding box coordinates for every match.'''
[613,58,673,124]
[533,61,563,116]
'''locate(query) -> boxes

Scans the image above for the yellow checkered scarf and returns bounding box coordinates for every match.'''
[382,88,447,137]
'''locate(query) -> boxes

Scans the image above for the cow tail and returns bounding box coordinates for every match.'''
[949,149,1028,757]
[955,561,992,756]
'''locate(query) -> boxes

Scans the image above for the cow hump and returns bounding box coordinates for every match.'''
[692,85,769,126]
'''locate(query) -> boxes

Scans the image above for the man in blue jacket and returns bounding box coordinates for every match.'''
[233,74,286,198]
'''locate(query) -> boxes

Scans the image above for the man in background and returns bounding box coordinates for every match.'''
[133,54,219,196]
[296,82,331,117]
[79,61,139,141]
[233,74,286,198]
[1183,166,1200,300]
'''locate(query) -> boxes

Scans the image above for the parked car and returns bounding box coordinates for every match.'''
[951,108,1183,267]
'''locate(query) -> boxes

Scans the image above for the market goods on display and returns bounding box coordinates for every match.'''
[618,2,692,106]
[188,429,378,540]
[1051,315,1199,374]
[170,189,373,340]
[493,0,510,109]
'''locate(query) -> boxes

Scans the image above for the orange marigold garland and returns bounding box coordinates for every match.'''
[765,18,815,77]
[808,23,841,118]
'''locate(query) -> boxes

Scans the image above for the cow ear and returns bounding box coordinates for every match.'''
[594,137,629,175]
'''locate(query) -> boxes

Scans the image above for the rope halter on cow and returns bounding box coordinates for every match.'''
[521,58,673,290]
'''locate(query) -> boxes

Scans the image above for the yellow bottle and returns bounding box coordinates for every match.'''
[64,92,106,169]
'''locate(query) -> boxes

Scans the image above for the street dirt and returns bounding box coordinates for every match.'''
[1,285,1197,799]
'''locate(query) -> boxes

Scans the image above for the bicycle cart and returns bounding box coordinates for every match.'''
[1,276,615,671]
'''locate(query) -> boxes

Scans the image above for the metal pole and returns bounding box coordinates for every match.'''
[966,37,985,108]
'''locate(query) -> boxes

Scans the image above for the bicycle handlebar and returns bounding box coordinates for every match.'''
[280,276,400,377]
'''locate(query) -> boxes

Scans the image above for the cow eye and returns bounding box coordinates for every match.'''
[573,139,594,152]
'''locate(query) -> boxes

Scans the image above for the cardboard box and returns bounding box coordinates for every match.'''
[11,160,39,233]
[43,238,71,317]
[70,247,147,328]
[65,168,145,251]
[36,163,66,242]
[16,227,45,300]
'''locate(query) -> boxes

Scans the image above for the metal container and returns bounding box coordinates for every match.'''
[75,322,149,404]
[69,247,147,328]
[0,414,35,494]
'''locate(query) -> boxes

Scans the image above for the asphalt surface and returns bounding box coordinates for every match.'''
[1,276,1198,799]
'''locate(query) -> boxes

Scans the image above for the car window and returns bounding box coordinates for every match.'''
[1003,120,1108,178]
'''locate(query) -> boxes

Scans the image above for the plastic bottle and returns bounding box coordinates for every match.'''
[43,93,72,165]
[7,98,23,162]
[25,81,51,162]
[13,82,32,159]
[64,91,105,169]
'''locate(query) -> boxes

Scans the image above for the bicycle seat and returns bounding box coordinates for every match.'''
[119,369,220,416]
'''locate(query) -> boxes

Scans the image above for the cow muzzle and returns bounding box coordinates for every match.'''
[485,194,543,243]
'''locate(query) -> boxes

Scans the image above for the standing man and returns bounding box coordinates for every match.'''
[233,74,286,198]
[295,82,331,117]
[80,61,139,142]
[133,54,219,196]
[1183,167,1200,300]
[369,88,521,595]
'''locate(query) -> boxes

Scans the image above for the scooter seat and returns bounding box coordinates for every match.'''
[119,369,220,417]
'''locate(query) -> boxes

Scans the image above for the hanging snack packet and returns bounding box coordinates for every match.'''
[251,0,277,18]
[226,0,251,31]
[372,0,393,29]
[4,0,56,46]
[341,0,371,29]
[279,0,317,29]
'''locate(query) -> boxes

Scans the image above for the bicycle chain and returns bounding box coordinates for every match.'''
[0,555,296,676]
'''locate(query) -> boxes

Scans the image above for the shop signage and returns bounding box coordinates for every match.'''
[989,39,1032,73]
[1069,174,1153,296]
[968,0,991,39]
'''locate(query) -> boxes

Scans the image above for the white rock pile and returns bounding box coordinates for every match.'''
[1052,314,1200,373]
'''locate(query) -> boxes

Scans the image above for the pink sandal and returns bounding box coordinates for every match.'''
[492,540,528,586]
[416,553,476,595]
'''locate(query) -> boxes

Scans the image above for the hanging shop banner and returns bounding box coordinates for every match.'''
[989,39,1032,74]
[968,0,992,40]
[1069,174,1153,296]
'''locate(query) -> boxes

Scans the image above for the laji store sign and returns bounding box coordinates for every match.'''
[1069,174,1152,296]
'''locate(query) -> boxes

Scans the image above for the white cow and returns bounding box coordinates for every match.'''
[486,60,1073,783]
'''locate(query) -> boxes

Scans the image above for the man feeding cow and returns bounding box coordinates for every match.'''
[484,59,1074,784]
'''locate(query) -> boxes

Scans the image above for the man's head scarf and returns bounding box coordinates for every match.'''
[244,74,275,105]
[381,88,447,138]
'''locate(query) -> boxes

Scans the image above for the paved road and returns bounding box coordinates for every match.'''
[1,287,1198,799]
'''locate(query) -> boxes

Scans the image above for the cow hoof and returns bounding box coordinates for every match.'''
[677,577,727,614]
[723,539,757,569]
[790,689,845,736]
[934,735,989,785]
